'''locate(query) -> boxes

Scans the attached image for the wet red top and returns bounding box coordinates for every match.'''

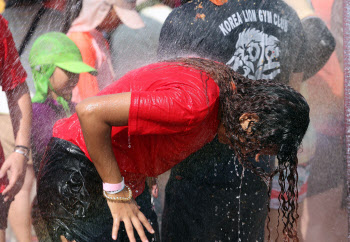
[53,62,220,197]
[0,15,27,193]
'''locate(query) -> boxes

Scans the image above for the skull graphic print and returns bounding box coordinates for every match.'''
[226,28,281,80]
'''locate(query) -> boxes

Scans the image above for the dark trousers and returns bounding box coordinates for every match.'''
[162,138,270,242]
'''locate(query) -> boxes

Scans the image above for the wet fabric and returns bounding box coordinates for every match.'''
[162,137,271,241]
[158,0,307,84]
[31,99,75,176]
[0,15,27,192]
[0,15,27,91]
[53,62,220,197]
[37,138,159,242]
[30,64,55,105]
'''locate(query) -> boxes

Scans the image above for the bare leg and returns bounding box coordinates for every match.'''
[8,165,35,242]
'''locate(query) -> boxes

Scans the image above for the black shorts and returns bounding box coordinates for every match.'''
[0,193,11,230]
[37,138,159,242]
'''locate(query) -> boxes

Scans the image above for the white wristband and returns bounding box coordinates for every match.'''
[103,177,125,194]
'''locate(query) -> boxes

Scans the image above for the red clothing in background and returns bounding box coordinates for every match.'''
[0,16,27,91]
[53,62,220,197]
[0,15,27,193]
[68,30,115,103]
[68,32,100,102]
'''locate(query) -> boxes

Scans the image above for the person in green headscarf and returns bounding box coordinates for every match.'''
[30,31,95,174]
[26,32,95,241]
[30,32,96,117]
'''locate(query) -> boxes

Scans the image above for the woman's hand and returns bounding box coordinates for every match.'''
[0,151,27,201]
[106,192,155,242]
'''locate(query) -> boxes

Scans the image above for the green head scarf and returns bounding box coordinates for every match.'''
[29,32,96,116]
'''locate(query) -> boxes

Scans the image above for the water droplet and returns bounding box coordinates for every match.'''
[128,135,131,148]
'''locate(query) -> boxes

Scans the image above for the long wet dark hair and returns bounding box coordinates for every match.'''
[168,57,310,241]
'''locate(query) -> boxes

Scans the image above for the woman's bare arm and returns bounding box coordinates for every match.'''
[76,92,154,242]
[76,92,131,184]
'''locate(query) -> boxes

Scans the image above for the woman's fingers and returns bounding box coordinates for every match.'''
[131,216,149,242]
[137,210,155,234]
[124,218,136,242]
[108,200,154,241]
[2,170,19,201]
[112,217,120,240]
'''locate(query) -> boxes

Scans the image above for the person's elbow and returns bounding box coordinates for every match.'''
[76,98,98,122]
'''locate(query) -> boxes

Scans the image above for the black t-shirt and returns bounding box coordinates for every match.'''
[158,0,307,84]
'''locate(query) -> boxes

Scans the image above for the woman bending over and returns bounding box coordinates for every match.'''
[37,58,309,241]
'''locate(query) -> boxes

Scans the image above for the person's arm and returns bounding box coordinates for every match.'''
[76,92,154,242]
[0,82,32,201]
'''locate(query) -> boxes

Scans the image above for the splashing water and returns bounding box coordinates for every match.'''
[237,166,245,242]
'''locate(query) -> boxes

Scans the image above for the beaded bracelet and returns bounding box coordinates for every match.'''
[103,185,132,202]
